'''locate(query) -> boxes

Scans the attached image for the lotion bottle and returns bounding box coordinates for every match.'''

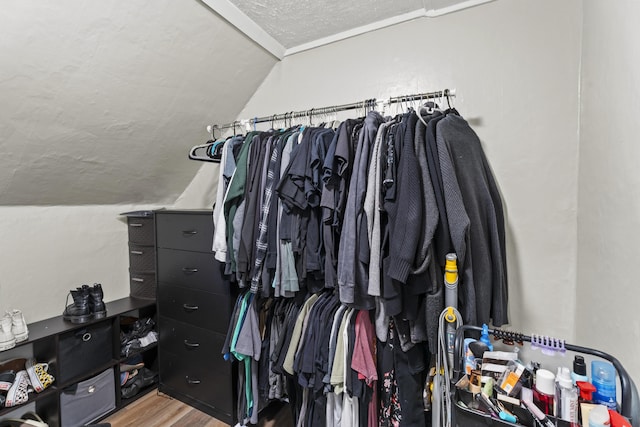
[556,366,579,426]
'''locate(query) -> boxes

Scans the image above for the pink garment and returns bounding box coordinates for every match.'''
[351,310,378,427]
[351,310,377,383]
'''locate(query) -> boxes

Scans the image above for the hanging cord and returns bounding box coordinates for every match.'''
[434,307,463,427]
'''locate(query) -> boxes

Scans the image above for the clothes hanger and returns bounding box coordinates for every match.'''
[188,125,222,163]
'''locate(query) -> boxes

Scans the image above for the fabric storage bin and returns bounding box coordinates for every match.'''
[128,243,156,272]
[127,217,155,245]
[129,270,156,300]
[60,368,116,427]
[58,321,114,384]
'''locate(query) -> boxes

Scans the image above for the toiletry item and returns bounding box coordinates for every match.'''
[577,381,597,402]
[480,324,494,351]
[464,338,477,375]
[533,368,556,416]
[483,377,494,397]
[556,366,579,425]
[572,355,589,384]
[591,361,617,410]
[499,360,525,396]
[577,381,598,424]
[522,387,555,427]
[476,392,500,418]
[588,404,610,427]
[608,409,631,427]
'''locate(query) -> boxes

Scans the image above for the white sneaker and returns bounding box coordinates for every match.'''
[8,309,29,342]
[5,370,30,407]
[0,315,16,351]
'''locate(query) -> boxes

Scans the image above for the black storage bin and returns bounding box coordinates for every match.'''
[60,368,116,427]
[58,321,114,384]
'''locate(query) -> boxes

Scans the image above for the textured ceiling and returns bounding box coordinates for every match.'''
[229,0,423,47]
[0,0,277,206]
[228,0,475,48]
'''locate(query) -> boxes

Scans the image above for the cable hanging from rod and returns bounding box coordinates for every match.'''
[209,88,456,135]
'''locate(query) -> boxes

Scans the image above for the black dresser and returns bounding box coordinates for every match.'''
[155,210,235,424]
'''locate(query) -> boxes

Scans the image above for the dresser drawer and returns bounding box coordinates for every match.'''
[158,285,230,331]
[128,243,156,272]
[159,348,233,418]
[159,317,226,360]
[157,248,225,293]
[127,217,155,246]
[156,213,213,252]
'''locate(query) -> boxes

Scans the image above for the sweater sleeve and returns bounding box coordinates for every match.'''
[386,116,424,284]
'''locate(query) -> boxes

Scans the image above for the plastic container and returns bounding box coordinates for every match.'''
[572,355,590,384]
[588,404,611,427]
[592,361,617,410]
[534,368,556,416]
[556,366,579,424]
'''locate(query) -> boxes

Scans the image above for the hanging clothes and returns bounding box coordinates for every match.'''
[213,101,508,426]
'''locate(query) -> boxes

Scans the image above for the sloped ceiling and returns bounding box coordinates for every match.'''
[1,0,494,206]
[0,0,277,206]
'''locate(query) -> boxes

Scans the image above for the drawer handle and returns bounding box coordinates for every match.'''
[129,223,144,228]
[182,267,199,274]
[132,277,144,282]
[182,230,198,235]
[130,250,144,255]
[185,376,201,385]
[183,304,199,312]
[184,340,200,349]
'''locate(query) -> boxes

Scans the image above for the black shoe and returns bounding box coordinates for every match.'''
[0,370,16,393]
[121,367,157,399]
[89,283,106,319]
[62,287,91,324]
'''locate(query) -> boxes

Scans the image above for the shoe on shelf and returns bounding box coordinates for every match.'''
[120,354,144,372]
[0,370,16,393]
[25,358,55,393]
[6,310,28,343]
[4,370,30,407]
[0,316,16,351]
[121,367,157,399]
[0,411,49,427]
[89,283,106,319]
[62,286,91,324]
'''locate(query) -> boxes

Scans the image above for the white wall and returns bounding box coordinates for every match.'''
[577,1,640,383]
[0,0,276,206]
[183,0,583,340]
[0,205,164,323]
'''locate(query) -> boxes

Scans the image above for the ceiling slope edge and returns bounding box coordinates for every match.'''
[200,0,286,59]
[201,0,495,59]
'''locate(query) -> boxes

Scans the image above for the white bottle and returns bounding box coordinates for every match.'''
[589,404,611,427]
[556,366,579,424]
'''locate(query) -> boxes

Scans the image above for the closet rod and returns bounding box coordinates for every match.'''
[210,88,455,133]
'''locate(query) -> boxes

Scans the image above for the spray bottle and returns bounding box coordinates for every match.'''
[556,366,579,426]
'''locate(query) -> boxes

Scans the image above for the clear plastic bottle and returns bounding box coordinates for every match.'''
[556,367,579,426]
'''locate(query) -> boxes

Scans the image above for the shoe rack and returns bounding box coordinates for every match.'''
[0,297,157,427]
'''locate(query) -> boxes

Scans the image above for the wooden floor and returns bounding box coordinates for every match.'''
[103,389,229,427]
[104,388,294,427]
